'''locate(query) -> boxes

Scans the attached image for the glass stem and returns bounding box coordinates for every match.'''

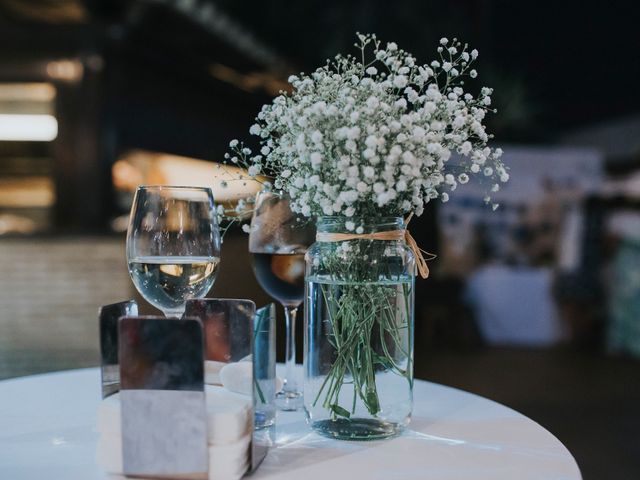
[283,305,299,393]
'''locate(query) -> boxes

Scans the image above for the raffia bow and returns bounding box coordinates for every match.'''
[314,213,435,279]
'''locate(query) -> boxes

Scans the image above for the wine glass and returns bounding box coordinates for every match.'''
[249,191,315,411]
[126,186,221,317]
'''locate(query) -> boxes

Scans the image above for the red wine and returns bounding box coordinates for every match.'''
[252,253,305,306]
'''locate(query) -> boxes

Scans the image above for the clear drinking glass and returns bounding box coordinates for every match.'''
[249,191,315,410]
[126,186,221,317]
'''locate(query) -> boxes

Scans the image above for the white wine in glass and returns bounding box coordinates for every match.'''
[128,256,220,314]
[126,186,221,317]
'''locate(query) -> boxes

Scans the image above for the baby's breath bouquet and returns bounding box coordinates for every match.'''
[225,33,506,222]
[224,33,506,440]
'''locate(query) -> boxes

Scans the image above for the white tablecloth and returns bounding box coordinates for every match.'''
[0,368,581,480]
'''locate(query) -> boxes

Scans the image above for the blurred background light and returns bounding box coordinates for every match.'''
[0,113,58,141]
[46,59,83,83]
[0,83,55,105]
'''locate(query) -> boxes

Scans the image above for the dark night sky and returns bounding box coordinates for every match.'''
[2,0,638,144]
[216,0,640,141]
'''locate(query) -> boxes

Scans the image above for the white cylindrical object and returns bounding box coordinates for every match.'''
[204,385,252,445]
[204,360,227,385]
[219,361,253,396]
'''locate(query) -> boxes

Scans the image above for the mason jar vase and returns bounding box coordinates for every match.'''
[303,216,415,440]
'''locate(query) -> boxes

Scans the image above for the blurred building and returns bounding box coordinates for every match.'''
[0,0,284,377]
[0,0,287,233]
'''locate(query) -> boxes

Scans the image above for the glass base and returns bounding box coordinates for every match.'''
[275,390,303,411]
[311,418,403,441]
[254,411,276,430]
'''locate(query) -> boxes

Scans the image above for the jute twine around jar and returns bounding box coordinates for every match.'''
[314,213,434,279]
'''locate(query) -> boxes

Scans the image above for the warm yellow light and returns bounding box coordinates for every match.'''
[0,177,55,207]
[0,114,58,141]
[0,83,56,102]
[46,60,84,83]
[113,150,263,202]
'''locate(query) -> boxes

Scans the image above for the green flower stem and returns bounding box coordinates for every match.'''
[312,271,412,419]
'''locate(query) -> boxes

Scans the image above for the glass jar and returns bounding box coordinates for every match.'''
[303,216,415,440]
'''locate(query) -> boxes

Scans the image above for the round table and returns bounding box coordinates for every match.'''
[0,368,581,480]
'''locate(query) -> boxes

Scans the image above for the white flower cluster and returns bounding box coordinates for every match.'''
[226,33,507,224]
